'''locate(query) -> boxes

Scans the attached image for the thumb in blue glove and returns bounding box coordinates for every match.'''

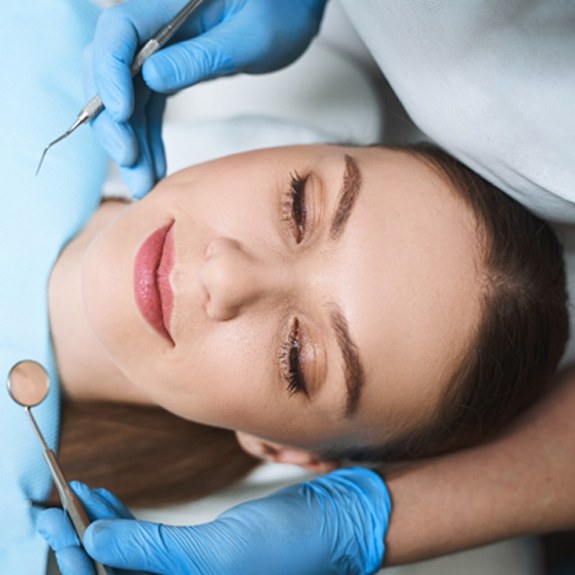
[39,468,391,575]
[87,0,329,199]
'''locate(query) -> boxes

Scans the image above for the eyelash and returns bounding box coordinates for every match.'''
[279,318,308,397]
[282,171,308,243]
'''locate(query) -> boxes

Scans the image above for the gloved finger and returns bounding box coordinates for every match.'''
[147,92,168,185]
[70,481,134,521]
[91,8,152,121]
[89,110,139,167]
[91,8,137,120]
[142,0,317,94]
[117,78,162,198]
[85,519,180,572]
[37,508,81,551]
[54,546,97,575]
[38,493,135,575]
[56,547,96,575]
[142,16,266,93]
[120,125,156,199]
[84,46,139,167]
[141,0,285,93]
[309,467,390,574]
[92,488,135,520]
[119,162,154,200]
[38,509,97,575]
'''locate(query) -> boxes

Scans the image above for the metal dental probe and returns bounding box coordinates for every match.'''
[36,0,205,176]
[7,360,113,575]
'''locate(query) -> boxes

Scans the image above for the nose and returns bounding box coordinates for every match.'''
[200,237,289,321]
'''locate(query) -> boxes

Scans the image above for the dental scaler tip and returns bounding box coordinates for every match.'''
[35,106,95,176]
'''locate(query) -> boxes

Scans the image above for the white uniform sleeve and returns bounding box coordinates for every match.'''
[339,0,575,224]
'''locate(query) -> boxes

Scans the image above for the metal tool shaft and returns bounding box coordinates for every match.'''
[25,408,112,575]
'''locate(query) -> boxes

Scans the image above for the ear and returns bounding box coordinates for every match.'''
[235,431,339,473]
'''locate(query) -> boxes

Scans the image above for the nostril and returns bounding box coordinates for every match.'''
[206,297,238,321]
[199,284,210,309]
[200,237,251,321]
[206,237,241,258]
[200,260,239,321]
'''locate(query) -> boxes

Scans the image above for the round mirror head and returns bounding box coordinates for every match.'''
[7,360,50,408]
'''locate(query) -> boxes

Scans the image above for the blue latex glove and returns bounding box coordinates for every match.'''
[87,0,329,198]
[38,469,391,575]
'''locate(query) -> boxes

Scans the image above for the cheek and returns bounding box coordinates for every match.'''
[163,167,279,240]
[132,324,275,424]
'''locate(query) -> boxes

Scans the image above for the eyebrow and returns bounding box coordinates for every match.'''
[330,154,362,240]
[326,154,365,416]
[330,307,366,418]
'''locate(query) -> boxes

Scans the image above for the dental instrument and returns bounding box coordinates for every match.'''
[35,0,205,176]
[7,360,113,575]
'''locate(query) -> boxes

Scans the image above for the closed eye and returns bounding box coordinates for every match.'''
[279,318,308,397]
[281,171,308,243]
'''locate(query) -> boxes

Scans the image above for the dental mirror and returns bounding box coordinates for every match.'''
[7,360,50,408]
[7,360,113,575]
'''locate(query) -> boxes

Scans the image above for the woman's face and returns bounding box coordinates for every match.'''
[82,145,483,454]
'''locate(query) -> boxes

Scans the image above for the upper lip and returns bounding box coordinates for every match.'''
[134,221,175,345]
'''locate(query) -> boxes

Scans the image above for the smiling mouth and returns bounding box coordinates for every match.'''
[134,221,175,345]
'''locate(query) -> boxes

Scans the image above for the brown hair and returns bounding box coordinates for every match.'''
[322,143,569,463]
[52,400,259,508]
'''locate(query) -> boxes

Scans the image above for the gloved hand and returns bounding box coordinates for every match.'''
[38,468,391,575]
[87,0,329,198]
[37,482,139,575]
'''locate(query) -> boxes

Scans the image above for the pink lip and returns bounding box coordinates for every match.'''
[134,222,175,344]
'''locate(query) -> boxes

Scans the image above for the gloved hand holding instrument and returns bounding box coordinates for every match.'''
[39,468,391,575]
[84,0,328,197]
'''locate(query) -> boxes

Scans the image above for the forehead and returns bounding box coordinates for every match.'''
[335,147,484,442]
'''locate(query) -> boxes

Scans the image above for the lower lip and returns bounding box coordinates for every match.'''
[134,222,175,344]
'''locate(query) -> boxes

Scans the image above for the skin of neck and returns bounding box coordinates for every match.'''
[48,200,150,404]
